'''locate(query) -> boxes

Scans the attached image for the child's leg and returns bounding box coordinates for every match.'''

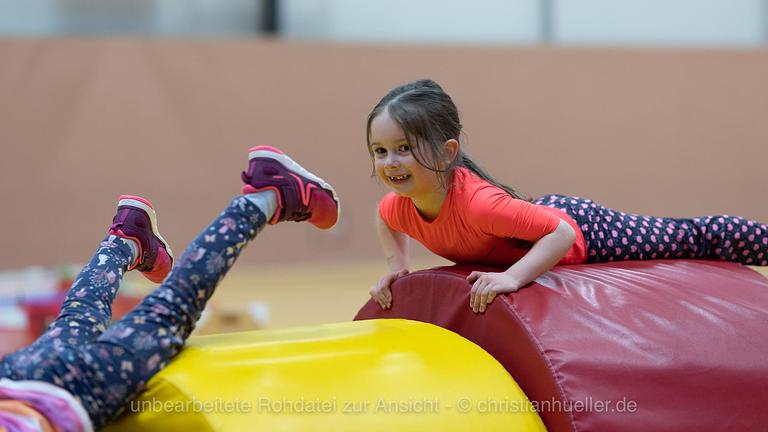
[0,235,134,368]
[14,147,338,429]
[0,198,263,427]
[535,195,768,265]
[0,194,175,419]
[67,196,269,427]
[688,215,768,265]
[98,195,267,358]
[0,196,173,373]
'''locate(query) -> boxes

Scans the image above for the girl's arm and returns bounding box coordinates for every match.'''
[375,211,410,272]
[370,211,411,309]
[467,219,576,313]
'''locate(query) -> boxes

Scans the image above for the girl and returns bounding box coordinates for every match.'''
[0,146,339,431]
[367,79,768,314]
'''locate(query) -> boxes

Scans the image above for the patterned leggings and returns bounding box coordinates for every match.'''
[0,196,266,429]
[533,194,768,265]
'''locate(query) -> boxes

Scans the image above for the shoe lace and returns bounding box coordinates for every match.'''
[289,210,311,222]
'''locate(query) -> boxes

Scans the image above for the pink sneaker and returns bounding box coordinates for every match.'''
[241,146,340,230]
[108,195,174,283]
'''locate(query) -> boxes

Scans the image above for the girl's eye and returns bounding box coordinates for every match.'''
[398,144,410,153]
[373,147,386,155]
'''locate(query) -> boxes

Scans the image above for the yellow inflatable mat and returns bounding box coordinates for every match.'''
[105,319,545,431]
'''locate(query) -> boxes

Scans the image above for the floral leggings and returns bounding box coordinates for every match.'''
[534,194,768,265]
[0,196,266,429]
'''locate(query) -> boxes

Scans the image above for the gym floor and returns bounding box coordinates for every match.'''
[139,256,453,335]
[183,259,768,335]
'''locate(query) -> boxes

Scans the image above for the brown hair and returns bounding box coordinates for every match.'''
[366,79,528,200]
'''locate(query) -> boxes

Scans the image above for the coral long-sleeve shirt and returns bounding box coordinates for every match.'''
[378,168,586,266]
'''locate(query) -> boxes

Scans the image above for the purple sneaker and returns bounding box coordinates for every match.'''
[241,146,340,230]
[108,195,174,283]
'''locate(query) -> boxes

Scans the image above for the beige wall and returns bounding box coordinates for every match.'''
[1,39,767,269]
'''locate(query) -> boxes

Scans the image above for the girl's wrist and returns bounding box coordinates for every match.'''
[386,257,408,272]
[502,268,524,288]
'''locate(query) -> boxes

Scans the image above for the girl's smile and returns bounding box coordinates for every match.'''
[387,173,411,183]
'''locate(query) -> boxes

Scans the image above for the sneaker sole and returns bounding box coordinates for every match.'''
[247,146,341,230]
[117,195,175,260]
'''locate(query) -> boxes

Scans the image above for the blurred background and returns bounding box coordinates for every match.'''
[1,1,767,350]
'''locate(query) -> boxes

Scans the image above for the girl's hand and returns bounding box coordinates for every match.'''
[466,271,522,313]
[370,269,409,309]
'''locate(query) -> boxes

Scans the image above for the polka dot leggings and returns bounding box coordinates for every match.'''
[533,194,768,266]
[0,196,267,429]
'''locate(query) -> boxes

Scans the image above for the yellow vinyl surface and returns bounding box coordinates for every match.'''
[105,319,545,431]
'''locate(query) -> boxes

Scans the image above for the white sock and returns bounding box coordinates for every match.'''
[118,236,140,264]
[244,190,278,221]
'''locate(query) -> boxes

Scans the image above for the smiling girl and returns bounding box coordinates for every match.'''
[366,79,768,314]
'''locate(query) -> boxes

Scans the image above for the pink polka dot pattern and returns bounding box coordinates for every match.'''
[533,194,768,265]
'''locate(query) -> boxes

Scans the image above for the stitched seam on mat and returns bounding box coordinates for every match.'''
[423,269,577,431]
[501,296,577,432]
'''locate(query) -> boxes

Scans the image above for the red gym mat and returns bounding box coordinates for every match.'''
[355,260,768,432]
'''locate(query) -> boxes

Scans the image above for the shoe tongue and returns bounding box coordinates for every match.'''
[263,166,279,176]
[112,207,150,234]
[133,217,147,229]
[111,208,130,229]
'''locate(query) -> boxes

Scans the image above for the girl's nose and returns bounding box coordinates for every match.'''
[385,154,401,168]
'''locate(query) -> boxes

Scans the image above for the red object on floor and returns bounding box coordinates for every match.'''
[0,294,144,357]
[355,260,768,432]
[21,292,69,342]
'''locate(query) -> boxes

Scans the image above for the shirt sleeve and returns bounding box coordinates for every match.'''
[468,186,561,241]
[378,193,404,232]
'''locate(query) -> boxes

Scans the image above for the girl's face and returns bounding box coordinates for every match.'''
[369,111,444,200]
